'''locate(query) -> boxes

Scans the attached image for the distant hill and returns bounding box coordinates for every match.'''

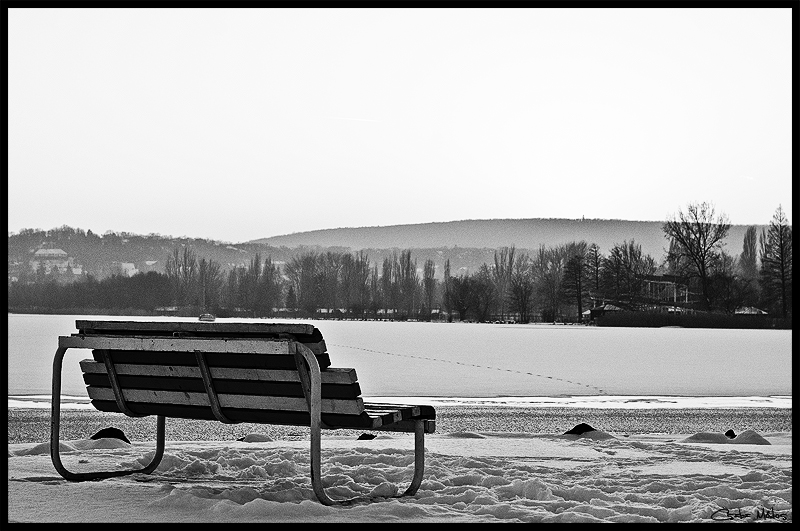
[251,218,762,260]
[7,227,297,282]
[7,219,766,283]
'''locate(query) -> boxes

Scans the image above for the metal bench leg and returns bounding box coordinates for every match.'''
[50,345,166,481]
[401,419,425,496]
[294,343,426,505]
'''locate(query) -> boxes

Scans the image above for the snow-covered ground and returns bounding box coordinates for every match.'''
[7,315,792,522]
[7,315,793,397]
[8,429,792,523]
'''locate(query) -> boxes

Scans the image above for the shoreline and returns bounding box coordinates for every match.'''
[9,406,792,445]
[7,310,791,330]
[9,394,793,409]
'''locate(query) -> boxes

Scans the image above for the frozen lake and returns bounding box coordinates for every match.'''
[7,313,792,401]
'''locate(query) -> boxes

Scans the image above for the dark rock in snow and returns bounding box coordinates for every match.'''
[563,423,597,435]
[90,427,131,444]
[357,433,377,440]
[237,434,273,442]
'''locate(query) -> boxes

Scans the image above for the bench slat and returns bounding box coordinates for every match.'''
[363,407,403,425]
[76,320,317,337]
[87,400,434,432]
[88,400,386,429]
[86,387,365,415]
[65,336,291,354]
[364,403,436,417]
[91,350,332,371]
[364,404,421,422]
[364,403,436,422]
[79,360,357,384]
[82,373,362,400]
[61,335,328,358]
[374,419,437,433]
[75,321,326,355]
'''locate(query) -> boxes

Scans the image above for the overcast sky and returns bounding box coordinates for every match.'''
[8,8,792,243]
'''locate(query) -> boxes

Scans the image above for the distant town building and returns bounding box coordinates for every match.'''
[30,249,71,274]
[27,248,84,282]
[112,262,139,277]
[641,274,691,304]
[138,260,160,273]
[30,248,69,272]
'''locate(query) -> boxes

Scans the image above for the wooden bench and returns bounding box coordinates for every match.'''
[50,320,436,505]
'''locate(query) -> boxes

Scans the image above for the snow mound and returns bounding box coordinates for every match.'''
[563,430,617,441]
[13,441,77,456]
[72,438,131,450]
[680,429,771,445]
[444,432,488,439]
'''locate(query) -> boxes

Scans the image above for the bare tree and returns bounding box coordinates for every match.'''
[442,259,453,322]
[180,247,198,306]
[344,251,371,317]
[492,246,515,321]
[533,245,566,322]
[339,253,355,317]
[602,240,656,308]
[509,252,535,323]
[708,250,742,314]
[447,273,472,321]
[422,259,437,320]
[255,255,282,316]
[471,264,496,322]
[381,254,398,318]
[562,241,588,321]
[398,249,418,319]
[165,246,197,306]
[319,251,342,314]
[662,202,731,310]
[284,251,320,316]
[368,263,381,319]
[197,257,222,311]
[223,268,238,310]
[585,243,603,303]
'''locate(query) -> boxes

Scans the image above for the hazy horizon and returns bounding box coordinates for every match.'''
[7,215,773,246]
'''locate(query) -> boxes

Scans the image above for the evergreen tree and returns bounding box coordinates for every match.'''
[737,226,759,307]
[759,205,792,318]
[562,241,588,321]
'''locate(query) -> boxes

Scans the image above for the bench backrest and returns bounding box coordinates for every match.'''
[77,320,379,429]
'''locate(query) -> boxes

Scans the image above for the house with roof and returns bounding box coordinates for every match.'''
[29,248,83,281]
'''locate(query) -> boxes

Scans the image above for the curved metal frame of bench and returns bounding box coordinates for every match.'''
[49,338,425,504]
[292,342,426,506]
[50,345,166,481]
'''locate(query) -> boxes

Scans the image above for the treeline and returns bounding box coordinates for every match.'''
[8,203,792,323]
[8,271,173,314]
